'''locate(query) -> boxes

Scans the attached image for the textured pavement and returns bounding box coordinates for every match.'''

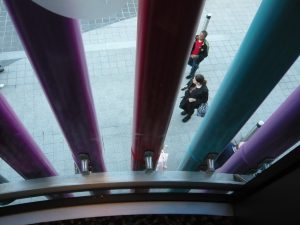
[0,0,299,186]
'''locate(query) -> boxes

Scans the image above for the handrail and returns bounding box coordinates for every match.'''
[0,171,248,202]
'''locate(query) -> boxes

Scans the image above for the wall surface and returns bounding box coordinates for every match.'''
[235,166,300,225]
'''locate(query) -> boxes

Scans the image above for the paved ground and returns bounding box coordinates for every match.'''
[0,0,299,186]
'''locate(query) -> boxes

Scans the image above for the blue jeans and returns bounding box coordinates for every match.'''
[188,57,199,77]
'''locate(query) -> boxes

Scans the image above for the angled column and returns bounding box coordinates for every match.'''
[0,94,72,199]
[4,0,105,173]
[218,85,300,174]
[0,175,14,205]
[132,0,206,170]
[0,174,8,184]
[179,0,300,171]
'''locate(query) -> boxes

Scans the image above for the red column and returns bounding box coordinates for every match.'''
[132,0,206,170]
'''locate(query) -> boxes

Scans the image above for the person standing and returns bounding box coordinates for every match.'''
[186,31,209,79]
[179,74,208,122]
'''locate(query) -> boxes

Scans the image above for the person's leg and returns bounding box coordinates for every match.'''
[182,105,194,122]
[187,57,193,67]
[186,60,199,79]
[190,60,199,76]
[181,110,188,115]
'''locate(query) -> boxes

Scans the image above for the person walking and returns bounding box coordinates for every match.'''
[179,74,209,122]
[186,31,209,79]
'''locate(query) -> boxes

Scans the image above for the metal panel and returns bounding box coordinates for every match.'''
[0,171,245,202]
[0,201,233,225]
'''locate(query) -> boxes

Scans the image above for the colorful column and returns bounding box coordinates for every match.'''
[218,85,300,174]
[179,0,300,171]
[4,0,106,172]
[0,95,68,193]
[132,0,206,170]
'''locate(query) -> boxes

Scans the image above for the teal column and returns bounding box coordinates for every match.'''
[179,0,300,171]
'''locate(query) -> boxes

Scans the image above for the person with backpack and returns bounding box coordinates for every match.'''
[185,31,209,80]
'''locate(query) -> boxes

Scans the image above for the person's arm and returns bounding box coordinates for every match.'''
[197,43,208,62]
[195,89,208,105]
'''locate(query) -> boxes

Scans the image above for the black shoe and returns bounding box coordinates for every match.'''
[181,111,187,115]
[185,75,192,79]
[182,115,191,122]
[0,66,4,73]
[181,86,188,91]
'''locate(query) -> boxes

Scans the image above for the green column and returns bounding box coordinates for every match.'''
[179,0,300,171]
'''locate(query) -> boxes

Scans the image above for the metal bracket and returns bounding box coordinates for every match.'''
[254,158,274,176]
[144,151,153,173]
[205,153,218,174]
[79,154,90,176]
[233,174,253,183]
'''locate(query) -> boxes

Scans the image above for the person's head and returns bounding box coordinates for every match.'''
[193,74,207,85]
[199,30,208,40]
[237,141,245,149]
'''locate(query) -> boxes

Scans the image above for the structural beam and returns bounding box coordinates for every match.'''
[132,0,206,170]
[4,0,105,173]
[179,0,300,171]
[0,171,245,202]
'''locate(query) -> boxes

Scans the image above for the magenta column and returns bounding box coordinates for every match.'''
[218,85,300,174]
[132,0,206,170]
[4,1,105,172]
[0,94,75,200]
[0,95,57,178]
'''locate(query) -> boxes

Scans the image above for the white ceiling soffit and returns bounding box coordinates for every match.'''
[31,0,128,19]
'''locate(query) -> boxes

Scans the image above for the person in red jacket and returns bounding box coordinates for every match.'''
[186,31,208,79]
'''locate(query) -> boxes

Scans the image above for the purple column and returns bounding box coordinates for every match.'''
[0,95,57,178]
[218,85,300,174]
[4,0,105,172]
[0,94,74,200]
[1,95,74,200]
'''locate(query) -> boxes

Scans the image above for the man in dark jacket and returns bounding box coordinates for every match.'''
[186,31,208,79]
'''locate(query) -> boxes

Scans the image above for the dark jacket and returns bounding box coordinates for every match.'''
[179,84,209,113]
[191,38,209,63]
